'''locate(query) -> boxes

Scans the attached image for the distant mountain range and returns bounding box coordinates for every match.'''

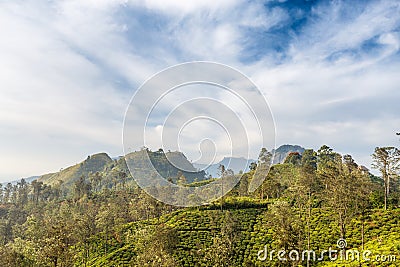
[193,157,256,177]
[194,144,306,177]
[36,150,207,191]
[1,176,39,186]
[2,144,306,186]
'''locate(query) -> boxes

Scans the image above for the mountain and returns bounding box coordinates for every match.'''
[35,145,305,189]
[194,157,256,178]
[38,150,207,191]
[272,144,305,164]
[192,145,306,178]
[1,175,39,186]
[124,150,206,183]
[38,153,113,186]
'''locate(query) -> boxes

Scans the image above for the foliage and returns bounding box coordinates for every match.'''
[0,145,399,266]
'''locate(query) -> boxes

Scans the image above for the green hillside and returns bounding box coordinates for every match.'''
[37,150,207,194]
[1,145,399,267]
[38,153,112,186]
[125,149,207,184]
[85,206,400,267]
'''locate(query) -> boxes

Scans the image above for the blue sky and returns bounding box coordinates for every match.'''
[0,0,399,181]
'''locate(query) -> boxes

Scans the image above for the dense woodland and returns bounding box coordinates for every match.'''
[0,145,399,266]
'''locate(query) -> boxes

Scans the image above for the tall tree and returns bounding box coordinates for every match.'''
[31,180,43,205]
[372,147,400,210]
[317,145,341,191]
[130,224,179,267]
[266,200,304,267]
[252,148,273,199]
[202,211,239,267]
[4,183,12,204]
[297,149,320,267]
[217,165,234,210]
[17,178,29,207]
[319,152,372,241]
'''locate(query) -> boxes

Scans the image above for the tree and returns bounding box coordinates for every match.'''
[15,212,74,267]
[52,180,64,200]
[217,165,234,210]
[31,180,43,205]
[252,148,273,199]
[118,171,128,189]
[301,149,317,172]
[319,152,372,242]
[372,147,400,210]
[343,154,358,171]
[267,200,303,266]
[96,204,116,255]
[89,172,102,193]
[286,149,320,267]
[73,203,98,266]
[176,171,187,186]
[3,183,12,203]
[317,145,341,192]
[129,224,179,267]
[249,162,257,171]
[74,175,92,200]
[202,211,239,267]
[17,179,29,207]
[284,152,302,165]
[236,172,250,197]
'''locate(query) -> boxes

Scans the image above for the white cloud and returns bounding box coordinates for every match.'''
[290,0,400,62]
[129,0,239,16]
[1,0,400,181]
[0,1,132,180]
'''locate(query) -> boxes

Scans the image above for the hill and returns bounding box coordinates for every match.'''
[0,144,396,267]
[35,145,306,188]
[38,150,207,191]
[86,207,400,266]
[193,145,306,178]
[125,149,207,183]
[38,153,112,187]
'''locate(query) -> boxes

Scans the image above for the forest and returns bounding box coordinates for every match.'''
[0,145,399,266]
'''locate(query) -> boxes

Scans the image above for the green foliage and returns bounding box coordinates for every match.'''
[284,152,302,165]
[39,153,113,189]
[0,145,399,266]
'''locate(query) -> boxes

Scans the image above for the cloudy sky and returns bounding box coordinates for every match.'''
[1,0,399,181]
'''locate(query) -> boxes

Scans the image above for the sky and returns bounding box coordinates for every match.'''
[1,0,400,182]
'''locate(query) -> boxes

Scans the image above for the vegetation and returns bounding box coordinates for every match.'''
[0,145,399,266]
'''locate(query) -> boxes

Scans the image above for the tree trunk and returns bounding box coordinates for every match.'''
[307,194,311,267]
[340,220,345,239]
[105,231,108,255]
[384,179,388,210]
[361,218,364,250]
[220,181,223,211]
